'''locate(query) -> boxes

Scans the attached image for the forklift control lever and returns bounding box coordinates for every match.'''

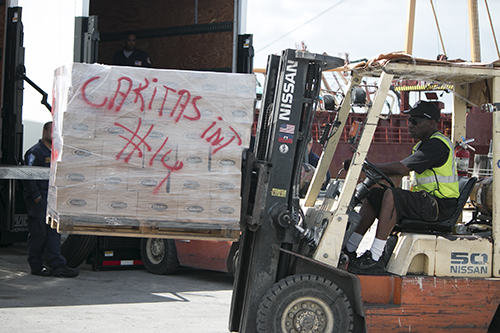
[16,65,51,111]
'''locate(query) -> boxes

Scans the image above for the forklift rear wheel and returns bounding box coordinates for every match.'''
[257,274,354,333]
[141,238,179,275]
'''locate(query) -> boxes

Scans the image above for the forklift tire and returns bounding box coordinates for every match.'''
[141,238,179,275]
[60,234,96,268]
[256,274,354,333]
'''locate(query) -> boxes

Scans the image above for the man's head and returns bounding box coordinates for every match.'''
[124,31,137,52]
[404,101,440,141]
[42,121,52,145]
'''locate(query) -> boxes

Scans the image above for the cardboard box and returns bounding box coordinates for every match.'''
[101,141,145,167]
[174,145,210,173]
[210,173,241,196]
[53,162,96,189]
[176,194,210,222]
[95,165,129,191]
[137,192,178,219]
[220,98,255,124]
[59,139,103,166]
[97,190,138,217]
[62,112,96,139]
[208,152,242,173]
[94,115,162,140]
[210,195,241,222]
[168,173,210,195]
[51,186,98,215]
[194,120,252,153]
[127,166,172,193]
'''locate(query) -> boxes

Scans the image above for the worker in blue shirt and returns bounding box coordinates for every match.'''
[23,121,78,277]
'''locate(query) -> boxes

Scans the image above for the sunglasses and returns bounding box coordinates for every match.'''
[408,117,428,125]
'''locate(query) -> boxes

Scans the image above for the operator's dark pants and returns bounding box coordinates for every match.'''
[25,195,65,270]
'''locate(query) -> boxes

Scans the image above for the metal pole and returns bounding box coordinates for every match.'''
[492,77,500,277]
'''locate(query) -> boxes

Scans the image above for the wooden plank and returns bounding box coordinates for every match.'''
[369,63,500,84]
[56,223,240,241]
[49,213,240,241]
[363,276,500,332]
[63,229,240,242]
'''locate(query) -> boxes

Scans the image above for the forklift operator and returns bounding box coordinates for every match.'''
[344,101,459,274]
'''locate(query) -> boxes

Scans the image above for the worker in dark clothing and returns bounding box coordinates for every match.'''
[23,121,79,278]
[112,31,152,67]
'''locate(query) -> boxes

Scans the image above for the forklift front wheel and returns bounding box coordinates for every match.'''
[140,238,179,275]
[257,274,354,333]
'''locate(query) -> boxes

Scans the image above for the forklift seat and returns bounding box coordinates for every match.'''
[397,177,477,233]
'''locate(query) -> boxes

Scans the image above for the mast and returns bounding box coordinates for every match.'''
[404,0,416,55]
[468,0,481,62]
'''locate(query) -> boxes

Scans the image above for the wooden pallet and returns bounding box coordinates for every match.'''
[47,213,240,241]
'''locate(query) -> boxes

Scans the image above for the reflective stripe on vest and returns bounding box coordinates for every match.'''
[410,132,459,199]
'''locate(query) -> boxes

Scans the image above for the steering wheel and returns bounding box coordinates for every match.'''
[362,160,395,188]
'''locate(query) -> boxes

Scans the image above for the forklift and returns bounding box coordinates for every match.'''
[229,48,500,332]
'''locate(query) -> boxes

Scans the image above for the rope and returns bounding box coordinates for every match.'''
[484,0,500,59]
[430,0,447,56]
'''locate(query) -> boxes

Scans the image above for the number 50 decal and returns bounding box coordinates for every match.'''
[451,252,488,265]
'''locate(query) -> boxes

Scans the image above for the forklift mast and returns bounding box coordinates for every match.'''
[1,7,24,165]
[0,7,52,245]
[229,49,343,332]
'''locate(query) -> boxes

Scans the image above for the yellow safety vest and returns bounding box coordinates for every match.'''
[410,132,459,199]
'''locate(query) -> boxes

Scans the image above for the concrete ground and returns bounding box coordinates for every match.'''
[1,210,477,332]
[0,243,234,333]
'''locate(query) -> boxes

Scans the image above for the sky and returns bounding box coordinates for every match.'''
[246,0,500,68]
[244,0,500,116]
[14,0,500,148]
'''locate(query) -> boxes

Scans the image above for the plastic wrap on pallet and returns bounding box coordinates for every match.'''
[48,63,255,235]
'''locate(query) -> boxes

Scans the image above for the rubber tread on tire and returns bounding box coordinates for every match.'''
[61,235,97,268]
[141,238,179,275]
[257,274,354,333]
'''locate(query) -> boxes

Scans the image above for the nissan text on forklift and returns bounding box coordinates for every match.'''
[228,48,500,332]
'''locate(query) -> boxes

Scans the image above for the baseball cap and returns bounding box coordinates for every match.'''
[403,100,440,121]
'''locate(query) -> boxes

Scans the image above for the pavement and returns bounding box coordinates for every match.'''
[0,242,234,333]
[1,210,477,332]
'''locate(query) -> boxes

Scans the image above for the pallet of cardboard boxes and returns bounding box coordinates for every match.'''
[47,63,255,241]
